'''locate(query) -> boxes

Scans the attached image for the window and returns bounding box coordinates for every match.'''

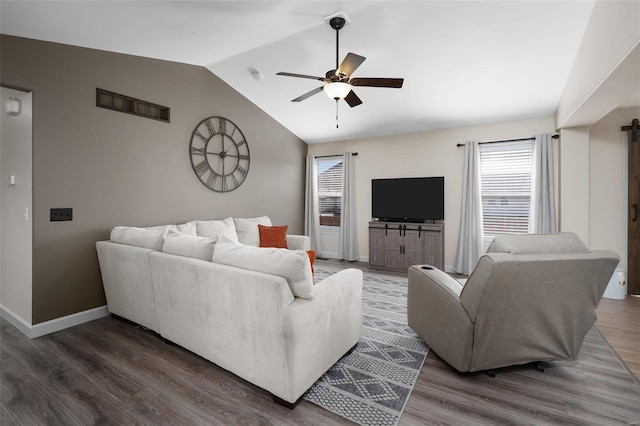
[317,157,343,227]
[479,140,533,247]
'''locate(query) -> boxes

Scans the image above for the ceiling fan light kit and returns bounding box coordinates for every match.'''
[324,82,352,100]
[276,13,404,127]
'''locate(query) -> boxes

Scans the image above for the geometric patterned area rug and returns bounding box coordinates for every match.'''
[304,265,429,426]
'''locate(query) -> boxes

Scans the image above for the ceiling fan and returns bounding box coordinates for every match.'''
[276,16,404,109]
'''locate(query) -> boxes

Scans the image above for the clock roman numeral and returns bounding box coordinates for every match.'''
[238,154,250,161]
[236,164,248,177]
[194,130,208,143]
[221,177,228,192]
[237,139,246,147]
[218,118,226,135]
[205,119,217,136]
[191,147,206,156]
[206,172,218,189]
[229,174,239,189]
[194,160,209,177]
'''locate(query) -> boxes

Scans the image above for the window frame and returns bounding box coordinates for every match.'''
[479,139,534,248]
[316,156,344,228]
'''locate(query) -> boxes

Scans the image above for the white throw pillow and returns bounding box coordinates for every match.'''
[195,217,239,242]
[148,221,197,236]
[234,216,272,246]
[110,226,165,250]
[212,236,314,299]
[162,229,217,261]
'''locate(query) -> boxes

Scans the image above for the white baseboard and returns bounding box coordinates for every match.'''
[0,304,110,339]
[444,264,454,273]
[318,252,369,263]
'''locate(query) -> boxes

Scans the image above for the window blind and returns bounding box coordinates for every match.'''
[317,158,343,227]
[479,140,533,243]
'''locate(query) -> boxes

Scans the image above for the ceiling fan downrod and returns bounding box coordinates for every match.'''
[329,17,346,73]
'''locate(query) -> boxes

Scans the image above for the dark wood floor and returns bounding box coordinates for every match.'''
[596,295,640,379]
[1,260,639,425]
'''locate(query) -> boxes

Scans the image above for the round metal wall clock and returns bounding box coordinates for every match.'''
[189,116,250,192]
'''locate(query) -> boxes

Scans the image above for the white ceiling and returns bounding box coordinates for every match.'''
[0,1,596,144]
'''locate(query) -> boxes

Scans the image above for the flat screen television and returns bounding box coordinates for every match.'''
[372,177,444,222]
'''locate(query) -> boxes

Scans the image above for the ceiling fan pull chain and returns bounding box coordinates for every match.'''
[336,99,339,128]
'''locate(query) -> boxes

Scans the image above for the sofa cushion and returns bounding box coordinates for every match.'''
[259,225,288,248]
[212,236,314,299]
[234,216,272,246]
[148,221,197,236]
[162,230,217,261]
[487,232,590,255]
[195,217,239,242]
[306,249,316,279]
[110,226,165,250]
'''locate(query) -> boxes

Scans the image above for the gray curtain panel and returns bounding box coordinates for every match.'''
[453,141,484,275]
[339,152,360,261]
[529,133,557,234]
[304,155,322,254]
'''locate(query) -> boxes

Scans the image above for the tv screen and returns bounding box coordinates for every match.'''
[372,177,444,222]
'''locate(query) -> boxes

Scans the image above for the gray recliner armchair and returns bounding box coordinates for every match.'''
[407,232,619,373]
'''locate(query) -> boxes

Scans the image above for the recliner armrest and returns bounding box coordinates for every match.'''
[407,265,475,372]
[411,265,464,300]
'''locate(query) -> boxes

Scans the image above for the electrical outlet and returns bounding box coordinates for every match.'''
[50,208,72,221]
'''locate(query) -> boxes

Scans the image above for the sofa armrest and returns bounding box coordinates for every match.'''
[407,265,474,372]
[286,234,310,251]
[280,268,362,401]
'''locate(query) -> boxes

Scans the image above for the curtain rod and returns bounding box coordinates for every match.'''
[314,153,358,159]
[456,134,559,148]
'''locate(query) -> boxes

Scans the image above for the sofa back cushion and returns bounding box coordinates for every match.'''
[162,230,217,261]
[234,216,272,246]
[212,236,314,299]
[487,232,590,255]
[110,226,165,250]
[195,217,239,242]
[148,221,197,236]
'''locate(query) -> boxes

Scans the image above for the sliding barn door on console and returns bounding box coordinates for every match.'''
[623,119,639,295]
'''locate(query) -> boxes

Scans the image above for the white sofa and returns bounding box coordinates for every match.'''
[96,217,363,406]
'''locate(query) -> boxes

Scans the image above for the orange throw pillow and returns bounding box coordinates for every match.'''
[306,250,316,280]
[258,225,288,248]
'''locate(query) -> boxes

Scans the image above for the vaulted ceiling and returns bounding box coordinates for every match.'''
[0,1,596,143]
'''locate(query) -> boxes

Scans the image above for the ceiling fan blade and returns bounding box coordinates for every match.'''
[350,78,404,88]
[291,86,325,102]
[344,90,363,108]
[277,72,328,82]
[336,53,366,78]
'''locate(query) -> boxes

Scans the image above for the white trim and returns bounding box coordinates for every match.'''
[444,264,455,273]
[320,251,340,260]
[319,225,340,233]
[621,132,628,277]
[0,304,109,339]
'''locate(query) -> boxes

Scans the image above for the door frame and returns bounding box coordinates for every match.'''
[622,119,639,295]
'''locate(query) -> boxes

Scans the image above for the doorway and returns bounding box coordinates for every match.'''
[0,86,33,324]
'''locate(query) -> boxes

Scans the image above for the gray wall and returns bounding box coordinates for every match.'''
[1,35,307,324]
